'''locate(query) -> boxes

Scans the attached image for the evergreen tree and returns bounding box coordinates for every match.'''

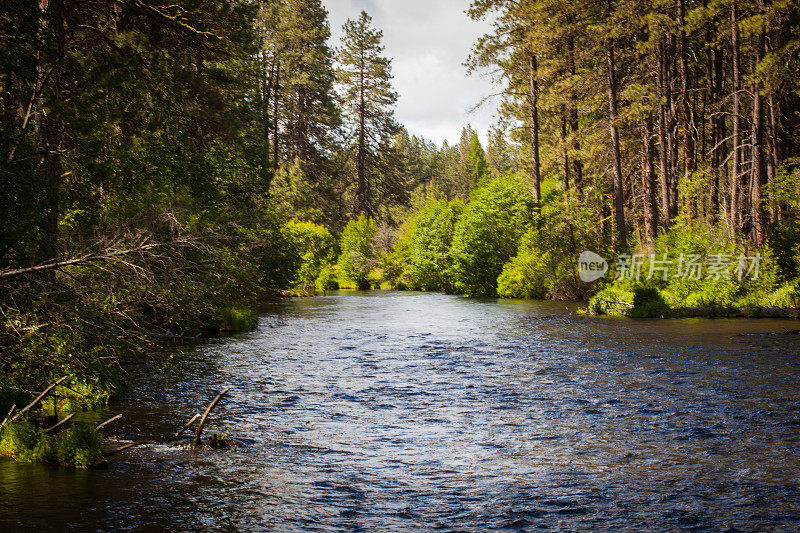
[336,11,402,218]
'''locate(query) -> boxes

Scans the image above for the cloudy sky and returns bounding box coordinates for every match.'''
[322,0,499,147]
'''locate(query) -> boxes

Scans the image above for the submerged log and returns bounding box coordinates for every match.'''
[96,414,123,431]
[8,376,68,425]
[193,388,229,448]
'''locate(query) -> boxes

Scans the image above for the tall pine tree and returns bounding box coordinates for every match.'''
[336,11,401,218]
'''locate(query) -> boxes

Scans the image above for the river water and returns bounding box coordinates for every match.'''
[2,292,800,531]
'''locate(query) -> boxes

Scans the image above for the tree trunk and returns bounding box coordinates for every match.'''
[750,1,767,244]
[730,1,742,235]
[561,104,570,192]
[642,112,659,247]
[565,20,583,194]
[678,0,695,186]
[35,0,64,263]
[605,3,626,249]
[272,58,280,169]
[356,54,369,216]
[656,36,672,230]
[528,50,541,203]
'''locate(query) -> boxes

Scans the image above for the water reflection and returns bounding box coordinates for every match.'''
[2,292,800,531]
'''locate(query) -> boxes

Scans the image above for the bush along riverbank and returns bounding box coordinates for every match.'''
[585,223,800,318]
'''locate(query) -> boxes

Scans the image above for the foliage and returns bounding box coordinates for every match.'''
[630,287,670,318]
[219,307,259,332]
[0,419,103,468]
[284,220,336,292]
[497,247,552,299]
[450,174,534,295]
[338,215,377,289]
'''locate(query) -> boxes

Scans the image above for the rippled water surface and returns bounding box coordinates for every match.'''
[2,292,800,531]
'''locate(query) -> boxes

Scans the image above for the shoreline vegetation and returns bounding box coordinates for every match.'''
[3,0,800,466]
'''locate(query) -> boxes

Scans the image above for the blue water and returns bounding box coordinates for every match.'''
[2,292,800,531]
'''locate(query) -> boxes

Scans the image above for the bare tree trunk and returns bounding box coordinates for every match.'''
[657,37,672,230]
[605,21,627,248]
[642,112,659,248]
[750,1,767,244]
[678,0,695,213]
[528,50,541,203]
[730,1,742,235]
[356,56,369,216]
[272,59,280,169]
[35,0,64,263]
[561,104,570,192]
[566,19,583,194]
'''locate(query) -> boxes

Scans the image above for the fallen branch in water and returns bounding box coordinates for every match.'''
[105,440,153,456]
[173,413,200,440]
[96,414,123,431]
[193,388,229,448]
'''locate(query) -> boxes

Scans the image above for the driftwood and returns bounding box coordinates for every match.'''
[193,388,229,447]
[7,376,68,425]
[105,440,152,456]
[96,414,123,431]
[173,413,200,440]
[46,413,76,433]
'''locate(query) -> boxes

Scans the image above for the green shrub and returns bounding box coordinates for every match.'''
[55,423,104,468]
[338,215,377,290]
[315,264,340,292]
[497,248,552,299]
[0,419,39,457]
[405,198,464,291]
[284,220,336,293]
[450,174,533,295]
[219,307,258,332]
[588,280,636,316]
[630,287,670,318]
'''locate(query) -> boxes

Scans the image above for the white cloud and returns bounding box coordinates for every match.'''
[323,0,499,146]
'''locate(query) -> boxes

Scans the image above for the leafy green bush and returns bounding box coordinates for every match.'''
[338,215,377,290]
[315,264,340,292]
[400,198,464,291]
[587,283,635,316]
[497,248,552,299]
[55,423,104,468]
[284,220,336,293]
[450,175,533,295]
[219,307,258,332]
[630,287,670,318]
[1,419,105,468]
[0,419,40,457]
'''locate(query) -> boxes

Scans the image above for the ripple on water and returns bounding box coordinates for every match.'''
[2,293,800,531]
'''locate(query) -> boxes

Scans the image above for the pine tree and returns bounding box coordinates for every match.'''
[336,11,401,218]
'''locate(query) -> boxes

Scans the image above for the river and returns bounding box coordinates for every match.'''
[2,292,800,531]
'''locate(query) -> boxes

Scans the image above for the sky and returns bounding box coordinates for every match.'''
[322,0,499,147]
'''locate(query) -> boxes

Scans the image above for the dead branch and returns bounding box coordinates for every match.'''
[193,388,229,447]
[1,404,15,427]
[173,413,200,440]
[8,376,67,424]
[46,413,76,433]
[105,440,153,456]
[96,414,123,431]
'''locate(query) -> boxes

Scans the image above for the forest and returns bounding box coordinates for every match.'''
[1,0,799,464]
